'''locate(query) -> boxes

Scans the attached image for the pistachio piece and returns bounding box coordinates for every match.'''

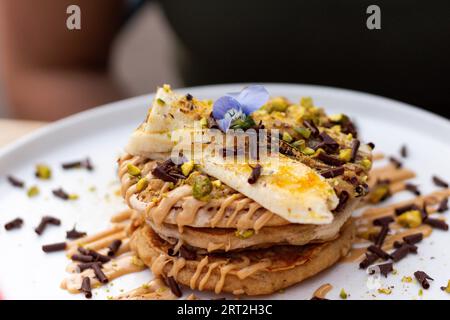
[127,164,141,177]
[378,288,392,295]
[181,160,195,177]
[68,194,79,200]
[300,97,314,109]
[27,185,39,197]
[292,139,306,150]
[131,256,145,267]
[282,132,293,143]
[441,280,450,293]
[162,84,171,92]
[329,113,345,122]
[361,158,372,170]
[402,276,413,283]
[211,180,222,188]
[157,98,165,106]
[235,229,255,239]
[369,183,390,204]
[302,147,316,156]
[136,177,148,192]
[192,175,212,201]
[339,288,348,299]
[199,117,208,128]
[339,149,352,162]
[294,127,311,139]
[397,210,422,228]
[35,164,51,180]
[269,97,289,112]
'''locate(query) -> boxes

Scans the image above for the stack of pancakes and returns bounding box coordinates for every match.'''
[119,85,372,296]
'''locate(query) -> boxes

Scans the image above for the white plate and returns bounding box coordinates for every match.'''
[0,84,449,300]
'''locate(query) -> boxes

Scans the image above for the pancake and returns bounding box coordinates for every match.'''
[130,220,355,296]
[146,199,356,252]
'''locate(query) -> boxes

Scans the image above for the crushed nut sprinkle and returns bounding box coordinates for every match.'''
[4,218,23,231]
[7,175,24,188]
[414,271,433,289]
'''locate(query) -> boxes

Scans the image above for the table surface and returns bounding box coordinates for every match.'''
[0,119,46,148]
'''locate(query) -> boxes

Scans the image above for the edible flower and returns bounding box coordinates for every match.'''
[212,85,269,132]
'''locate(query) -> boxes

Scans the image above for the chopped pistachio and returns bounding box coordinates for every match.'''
[88,186,97,192]
[361,158,372,170]
[68,194,79,200]
[378,288,392,295]
[339,149,352,162]
[235,229,255,239]
[181,160,195,177]
[27,185,39,197]
[313,148,326,157]
[302,147,316,156]
[330,125,342,133]
[162,84,171,92]
[269,97,289,112]
[418,288,423,296]
[167,182,175,190]
[339,288,348,299]
[300,97,314,108]
[442,280,450,293]
[346,133,353,141]
[402,276,413,283]
[131,256,145,267]
[368,184,390,204]
[294,127,311,139]
[292,139,306,150]
[192,175,212,201]
[211,180,222,188]
[127,163,141,177]
[136,177,148,192]
[156,98,165,106]
[282,132,293,143]
[329,113,344,122]
[397,210,422,228]
[35,164,51,180]
[199,117,208,128]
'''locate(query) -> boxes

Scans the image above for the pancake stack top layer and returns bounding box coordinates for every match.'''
[120,84,373,295]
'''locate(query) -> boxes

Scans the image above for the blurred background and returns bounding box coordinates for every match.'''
[0,1,449,121]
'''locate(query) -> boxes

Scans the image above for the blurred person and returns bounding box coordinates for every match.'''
[0,0,449,121]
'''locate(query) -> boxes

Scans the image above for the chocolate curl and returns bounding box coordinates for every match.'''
[414,271,433,289]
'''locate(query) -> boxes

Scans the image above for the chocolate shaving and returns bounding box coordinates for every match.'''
[107,239,122,257]
[405,183,421,196]
[186,93,193,101]
[77,262,102,273]
[92,262,108,284]
[247,164,262,184]
[359,253,378,269]
[321,166,344,179]
[66,226,87,239]
[368,245,391,260]
[424,218,449,231]
[388,156,402,169]
[303,120,319,137]
[71,254,94,263]
[35,216,61,235]
[4,218,23,231]
[179,246,196,260]
[355,183,369,197]
[373,216,394,227]
[403,233,423,245]
[78,247,111,263]
[81,277,92,298]
[333,190,349,213]
[7,175,24,188]
[62,158,93,171]
[437,198,448,213]
[377,262,394,277]
[167,276,182,297]
[341,119,357,137]
[42,242,67,253]
[414,271,433,289]
[52,188,69,200]
[311,296,329,300]
[350,139,360,162]
[400,145,408,158]
[151,159,184,183]
[367,142,375,150]
[432,175,449,188]
[316,152,344,167]
[374,225,390,247]
[318,132,339,153]
[391,243,417,262]
[395,204,419,216]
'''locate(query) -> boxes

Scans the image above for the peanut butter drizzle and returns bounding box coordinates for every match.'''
[66,224,127,253]
[313,283,333,299]
[150,185,193,225]
[237,202,262,231]
[199,262,222,291]
[209,194,242,227]
[168,258,186,279]
[151,254,170,277]
[114,278,177,300]
[207,242,225,252]
[62,253,145,293]
[176,197,205,233]
[225,198,252,227]
[236,259,271,279]
[190,256,209,289]
[254,211,274,232]
[214,257,250,294]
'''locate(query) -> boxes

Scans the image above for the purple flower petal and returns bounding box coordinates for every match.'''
[236,85,269,115]
[216,117,232,132]
[212,96,241,120]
